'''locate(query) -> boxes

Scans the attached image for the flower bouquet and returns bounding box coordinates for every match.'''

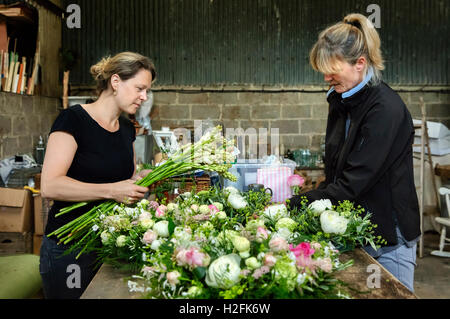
[92,186,382,299]
[47,126,238,258]
[288,197,387,252]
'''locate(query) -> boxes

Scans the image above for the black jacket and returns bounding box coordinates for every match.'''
[289,82,421,245]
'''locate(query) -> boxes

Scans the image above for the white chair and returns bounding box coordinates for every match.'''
[431,191,450,257]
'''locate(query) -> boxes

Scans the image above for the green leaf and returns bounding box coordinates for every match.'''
[193,266,206,280]
[167,218,176,236]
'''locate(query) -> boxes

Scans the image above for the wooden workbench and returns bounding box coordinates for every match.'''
[81,248,417,299]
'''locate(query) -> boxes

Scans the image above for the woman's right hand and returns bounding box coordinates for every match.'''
[109,179,149,204]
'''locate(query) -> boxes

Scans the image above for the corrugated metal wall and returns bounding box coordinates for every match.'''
[62,0,450,86]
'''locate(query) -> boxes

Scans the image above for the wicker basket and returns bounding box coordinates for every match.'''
[150,175,211,201]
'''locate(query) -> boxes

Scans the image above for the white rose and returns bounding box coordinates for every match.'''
[216,211,227,220]
[115,235,127,247]
[228,194,247,210]
[199,205,210,214]
[150,239,162,250]
[174,226,191,242]
[166,271,181,286]
[212,202,224,211]
[205,254,241,289]
[140,218,154,229]
[167,203,178,212]
[224,186,240,196]
[320,211,349,234]
[232,236,251,252]
[275,218,297,232]
[309,199,332,215]
[153,221,170,237]
[262,204,289,222]
[100,231,111,245]
[274,228,292,241]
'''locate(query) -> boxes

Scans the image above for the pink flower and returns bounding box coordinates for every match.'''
[208,204,219,214]
[193,214,210,221]
[149,201,159,210]
[155,205,167,217]
[256,226,269,241]
[166,271,181,286]
[252,266,270,279]
[175,247,210,268]
[141,230,158,245]
[263,253,277,267]
[289,242,315,258]
[269,237,289,252]
[287,174,305,187]
[316,257,333,273]
[295,254,316,272]
[311,241,322,251]
[240,269,251,276]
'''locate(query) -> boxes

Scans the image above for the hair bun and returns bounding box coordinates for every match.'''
[90,57,110,80]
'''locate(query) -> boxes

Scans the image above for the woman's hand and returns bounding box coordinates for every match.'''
[109,179,149,204]
[131,169,152,182]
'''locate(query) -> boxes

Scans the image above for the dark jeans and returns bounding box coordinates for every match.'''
[39,235,100,299]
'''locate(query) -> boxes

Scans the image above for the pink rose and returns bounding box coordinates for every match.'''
[263,253,277,267]
[269,237,289,252]
[295,254,316,272]
[287,174,305,187]
[256,226,269,241]
[155,205,167,217]
[142,230,158,245]
[175,247,210,268]
[289,242,315,258]
[166,271,181,286]
[316,257,333,273]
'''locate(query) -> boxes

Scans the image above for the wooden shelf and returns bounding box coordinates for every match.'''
[0,5,36,24]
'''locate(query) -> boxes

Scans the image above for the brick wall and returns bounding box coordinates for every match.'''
[150,89,450,156]
[0,92,60,159]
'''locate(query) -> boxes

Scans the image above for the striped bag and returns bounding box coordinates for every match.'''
[256,166,293,203]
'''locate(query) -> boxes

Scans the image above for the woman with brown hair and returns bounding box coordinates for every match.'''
[39,52,155,298]
[289,14,420,292]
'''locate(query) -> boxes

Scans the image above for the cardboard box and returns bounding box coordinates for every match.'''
[33,194,50,235]
[33,233,43,256]
[0,232,33,255]
[0,188,32,232]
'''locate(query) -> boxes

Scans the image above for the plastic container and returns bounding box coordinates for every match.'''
[223,159,297,192]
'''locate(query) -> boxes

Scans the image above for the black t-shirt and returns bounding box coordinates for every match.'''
[44,104,136,236]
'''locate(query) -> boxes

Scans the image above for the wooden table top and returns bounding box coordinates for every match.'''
[81,248,417,299]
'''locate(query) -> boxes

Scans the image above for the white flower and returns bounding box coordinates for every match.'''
[166,271,181,286]
[224,186,240,196]
[239,250,250,258]
[320,211,349,234]
[232,236,250,252]
[150,239,162,250]
[228,194,247,210]
[309,199,332,215]
[100,231,111,244]
[212,202,224,211]
[216,211,227,220]
[245,257,261,270]
[116,235,127,247]
[142,252,147,262]
[273,227,292,241]
[92,224,99,232]
[262,204,288,222]
[108,226,116,233]
[199,205,210,214]
[205,254,241,289]
[275,218,297,232]
[153,220,170,237]
[140,218,154,229]
[174,226,192,242]
[167,203,178,212]
[296,273,308,286]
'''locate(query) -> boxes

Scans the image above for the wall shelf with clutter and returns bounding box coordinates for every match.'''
[0,2,40,96]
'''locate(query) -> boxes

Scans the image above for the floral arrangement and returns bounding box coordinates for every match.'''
[92,186,383,299]
[47,126,238,258]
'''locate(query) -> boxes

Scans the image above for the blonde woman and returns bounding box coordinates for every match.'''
[40,52,155,298]
[289,14,420,292]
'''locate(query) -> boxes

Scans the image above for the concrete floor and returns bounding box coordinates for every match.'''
[414,231,450,299]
